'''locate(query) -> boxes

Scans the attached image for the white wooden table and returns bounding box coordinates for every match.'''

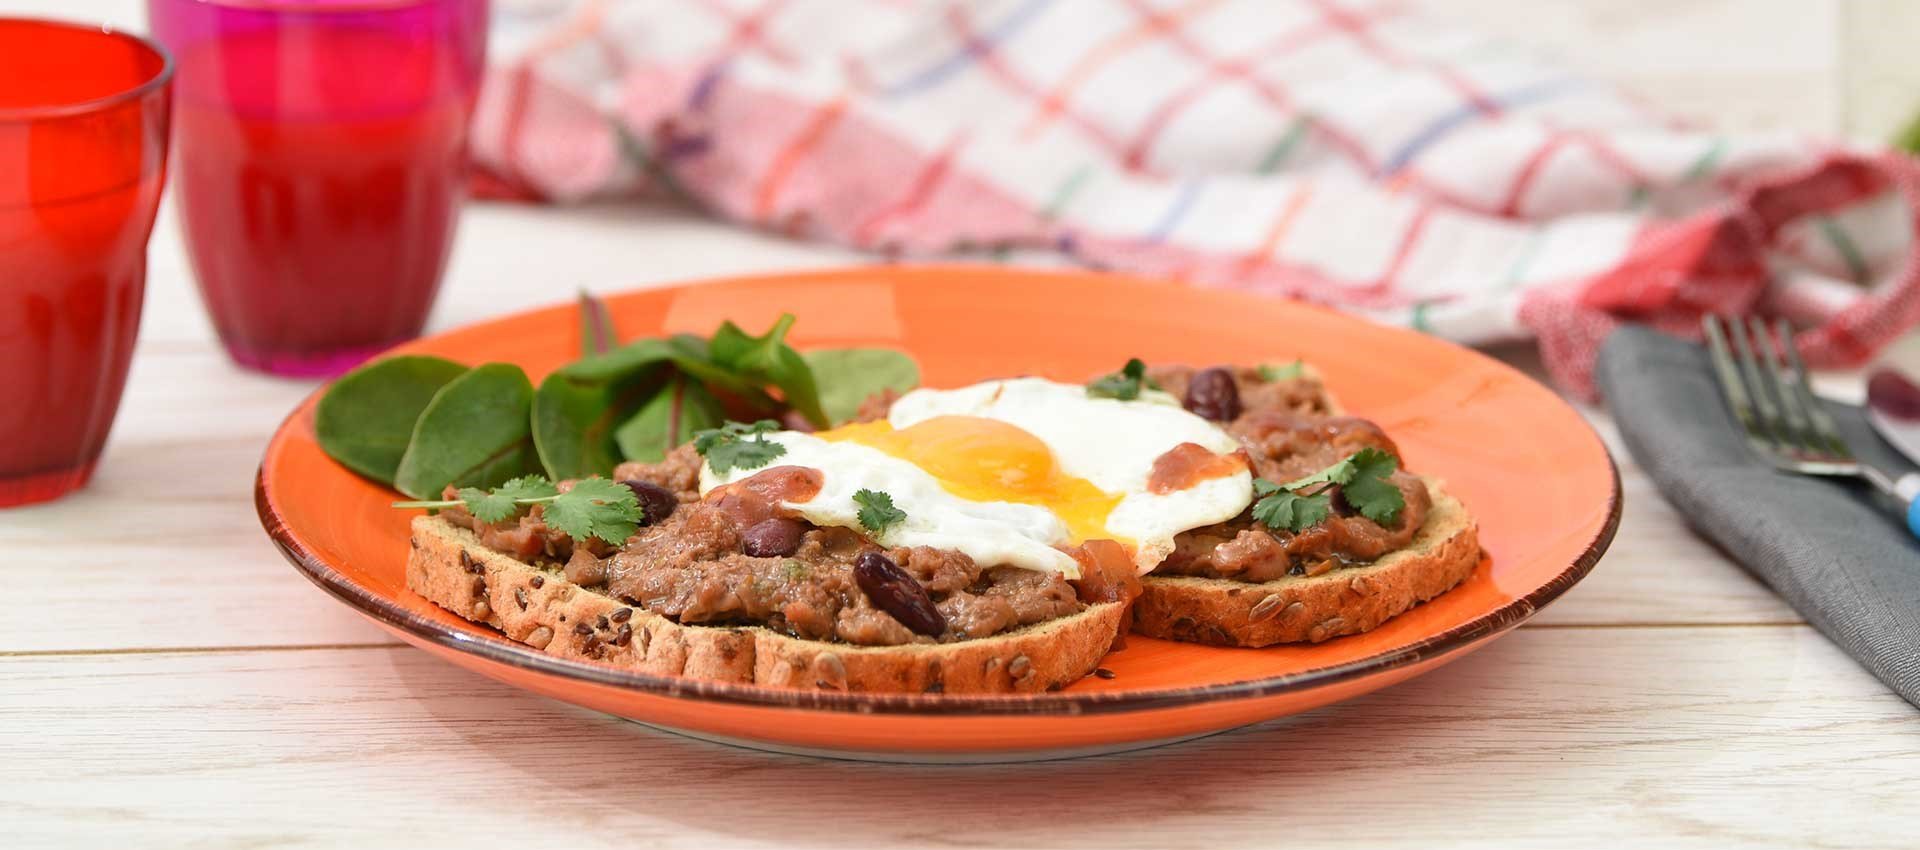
[6,1,1918,848]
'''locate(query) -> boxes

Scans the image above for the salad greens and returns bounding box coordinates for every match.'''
[616,374,723,463]
[317,295,922,497]
[805,348,920,425]
[314,355,468,485]
[531,360,664,481]
[706,315,829,428]
[392,363,542,500]
[577,290,618,358]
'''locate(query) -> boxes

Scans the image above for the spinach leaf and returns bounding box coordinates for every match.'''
[562,335,780,416]
[532,363,667,481]
[660,333,781,414]
[616,374,725,462]
[764,344,826,427]
[393,363,542,499]
[804,348,920,425]
[315,355,469,485]
[708,314,827,427]
[558,337,676,383]
[707,320,755,366]
[533,292,661,479]
[579,290,618,357]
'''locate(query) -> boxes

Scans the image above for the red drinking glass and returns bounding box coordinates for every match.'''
[148,0,489,377]
[0,19,172,507]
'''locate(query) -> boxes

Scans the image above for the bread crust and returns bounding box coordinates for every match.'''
[1131,478,1479,647]
[406,364,1474,678]
[406,516,1124,693]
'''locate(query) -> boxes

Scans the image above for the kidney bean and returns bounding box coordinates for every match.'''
[1327,483,1354,517]
[779,409,817,433]
[1868,368,1920,420]
[853,551,945,637]
[741,517,807,557]
[1183,367,1242,422]
[620,479,678,526]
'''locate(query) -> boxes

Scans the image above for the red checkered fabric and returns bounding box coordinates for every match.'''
[471,0,1920,397]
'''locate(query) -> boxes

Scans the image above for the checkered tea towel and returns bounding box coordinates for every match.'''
[471,0,1920,397]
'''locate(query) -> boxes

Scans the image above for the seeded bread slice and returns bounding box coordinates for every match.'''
[406,515,1126,694]
[1132,478,1479,646]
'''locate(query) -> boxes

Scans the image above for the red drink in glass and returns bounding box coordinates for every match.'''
[0,19,172,507]
[149,0,489,376]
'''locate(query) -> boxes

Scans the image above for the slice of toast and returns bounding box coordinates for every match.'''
[1132,477,1479,646]
[407,515,1126,694]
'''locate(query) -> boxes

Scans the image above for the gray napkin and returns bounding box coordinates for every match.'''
[1597,326,1920,708]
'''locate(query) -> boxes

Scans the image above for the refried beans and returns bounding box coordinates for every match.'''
[440,365,1431,645]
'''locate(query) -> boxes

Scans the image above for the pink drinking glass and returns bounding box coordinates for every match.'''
[0,19,172,507]
[148,0,489,377]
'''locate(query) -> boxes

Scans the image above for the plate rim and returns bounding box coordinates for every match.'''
[255,266,1622,718]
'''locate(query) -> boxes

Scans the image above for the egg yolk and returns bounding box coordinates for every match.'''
[818,416,1125,545]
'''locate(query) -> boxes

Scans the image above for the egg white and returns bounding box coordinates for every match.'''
[888,378,1254,571]
[700,432,1084,576]
[698,377,1256,577]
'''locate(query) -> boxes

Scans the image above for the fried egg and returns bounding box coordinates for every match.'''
[698,377,1253,577]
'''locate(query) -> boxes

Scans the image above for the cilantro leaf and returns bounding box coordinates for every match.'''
[455,487,507,522]
[501,474,562,499]
[458,475,558,523]
[1346,447,1397,482]
[1251,489,1331,532]
[1280,455,1356,491]
[405,475,639,545]
[1249,447,1404,532]
[1340,447,1405,526]
[1258,360,1305,382]
[692,418,776,451]
[540,477,642,546]
[693,420,787,474]
[1087,357,1154,401]
[853,489,907,534]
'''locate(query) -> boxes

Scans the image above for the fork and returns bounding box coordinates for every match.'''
[1702,315,1920,538]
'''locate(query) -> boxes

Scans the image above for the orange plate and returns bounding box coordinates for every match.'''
[257,266,1619,761]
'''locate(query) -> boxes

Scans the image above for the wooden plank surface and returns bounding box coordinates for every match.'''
[7,627,1915,850]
